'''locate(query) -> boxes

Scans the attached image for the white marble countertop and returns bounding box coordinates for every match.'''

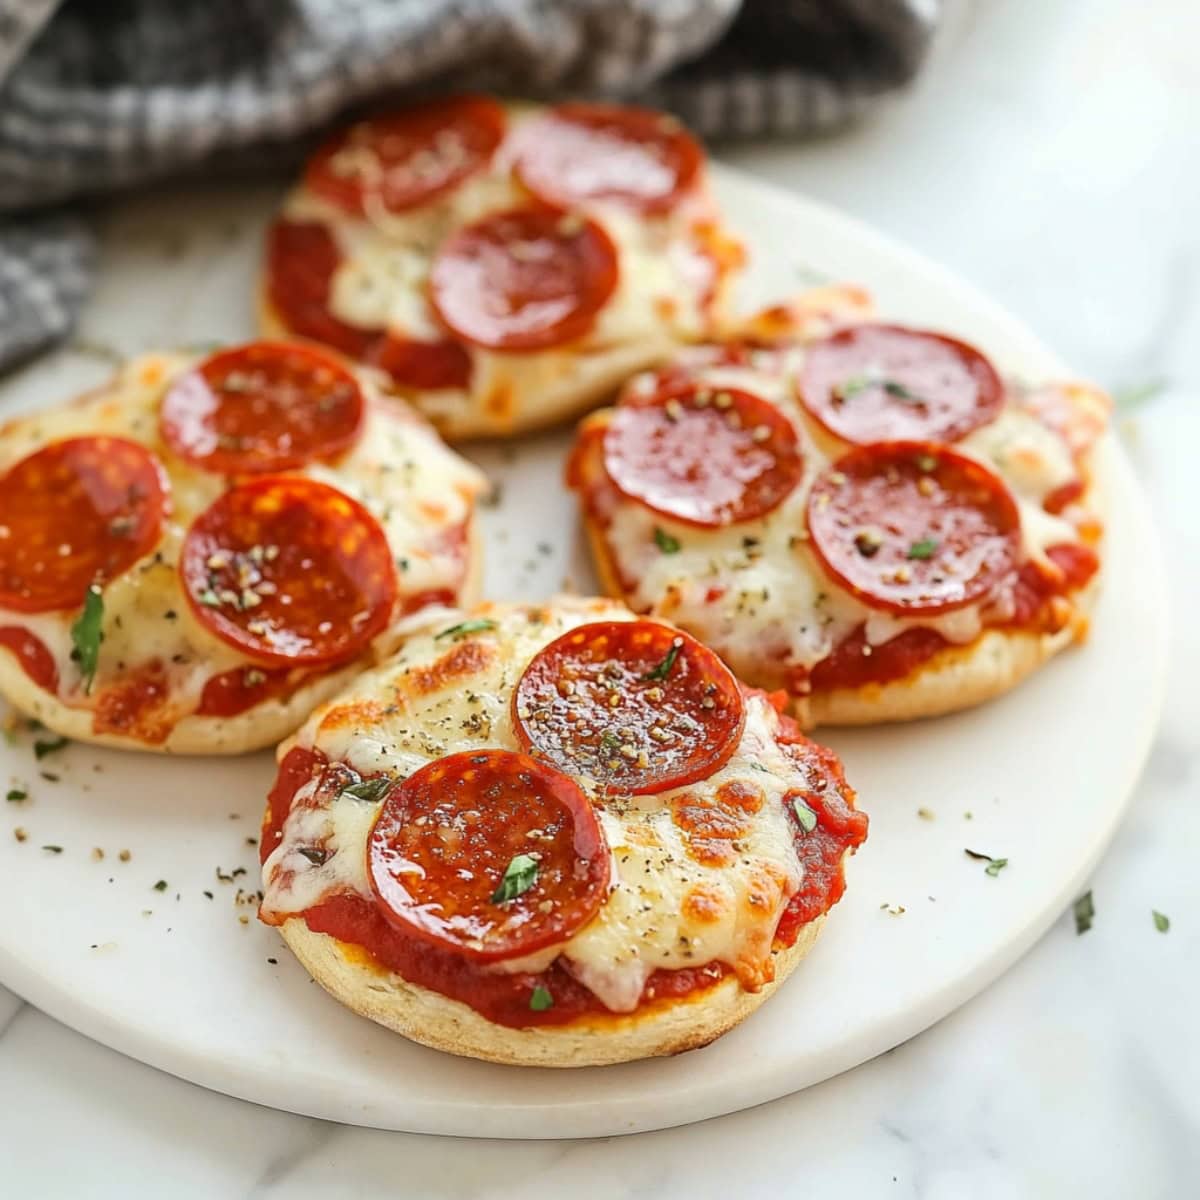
[2,0,1197,1194]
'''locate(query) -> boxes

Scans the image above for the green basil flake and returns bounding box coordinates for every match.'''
[529,985,554,1012]
[1073,890,1095,935]
[833,374,871,401]
[6,788,27,803]
[42,845,63,854]
[834,376,921,404]
[34,736,68,760]
[70,586,105,694]
[599,729,621,755]
[640,639,682,683]
[491,853,539,904]
[964,847,1007,877]
[907,538,939,561]
[791,796,818,834]
[435,618,498,642]
[1112,378,1167,413]
[883,380,921,402]
[340,776,392,803]
[653,527,681,555]
[153,880,168,892]
[1152,910,1170,933]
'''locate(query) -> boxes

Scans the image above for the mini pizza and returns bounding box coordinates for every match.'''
[568,287,1109,727]
[258,598,867,1066]
[0,341,486,753]
[260,95,743,438]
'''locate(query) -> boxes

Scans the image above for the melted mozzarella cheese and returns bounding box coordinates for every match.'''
[604,489,987,688]
[261,600,812,1013]
[260,777,379,921]
[590,349,1101,685]
[0,353,485,709]
[959,407,1077,504]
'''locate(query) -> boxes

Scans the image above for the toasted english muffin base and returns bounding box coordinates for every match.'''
[278,911,825,1068]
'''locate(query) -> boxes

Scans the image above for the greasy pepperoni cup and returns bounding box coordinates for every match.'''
[806,442,1021,616]
[513,619,745,794]
[368,749,610,963]
[180,476,397,667]
[513,102,703,214]
[160,341,365,475]
[430,206,618,352]
[0,436,168,613]
[797,324,1004,446]
[602,384,803,528]
[305,95,505,216]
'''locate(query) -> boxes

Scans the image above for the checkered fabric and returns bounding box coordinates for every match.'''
[0,0,939,371]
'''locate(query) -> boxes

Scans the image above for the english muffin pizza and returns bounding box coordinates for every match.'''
[0,340,485,753]
[568,287,1109,727]
[258,598,867,1066]
[260,95,743,439]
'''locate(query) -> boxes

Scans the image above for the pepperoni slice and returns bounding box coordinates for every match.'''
[265,221,472,391]
[806,442,1020,616]
[180,476,397,666]
[798,324,1004,445]
[264,220,377,359]
[367,749,609,963]
[513,102,703,214]
[367,333,472,392]
[513,620,745,794]
[602,384,803,528]
[430,206,618,352]
[0,437,167,613]
[305,95,505,216]
[160,342,365,475]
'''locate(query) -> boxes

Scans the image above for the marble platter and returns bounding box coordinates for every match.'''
[0,166,1167,1138]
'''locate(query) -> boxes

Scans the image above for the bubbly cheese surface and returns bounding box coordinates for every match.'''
[262,599,819,1014]
[0,353,485,713]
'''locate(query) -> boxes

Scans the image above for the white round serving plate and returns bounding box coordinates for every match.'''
[0,166,1166,1138]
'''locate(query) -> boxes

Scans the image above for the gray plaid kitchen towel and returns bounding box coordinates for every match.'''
[0,0,940,371]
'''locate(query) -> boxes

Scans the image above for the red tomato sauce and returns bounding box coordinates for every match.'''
[1006,542,1100,628]
[309,892,729,1029]
[807,626,948,693]
[91,661,175,744]
[772,704,869,939]
[0,626,58,693]
[197,665,299,718]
